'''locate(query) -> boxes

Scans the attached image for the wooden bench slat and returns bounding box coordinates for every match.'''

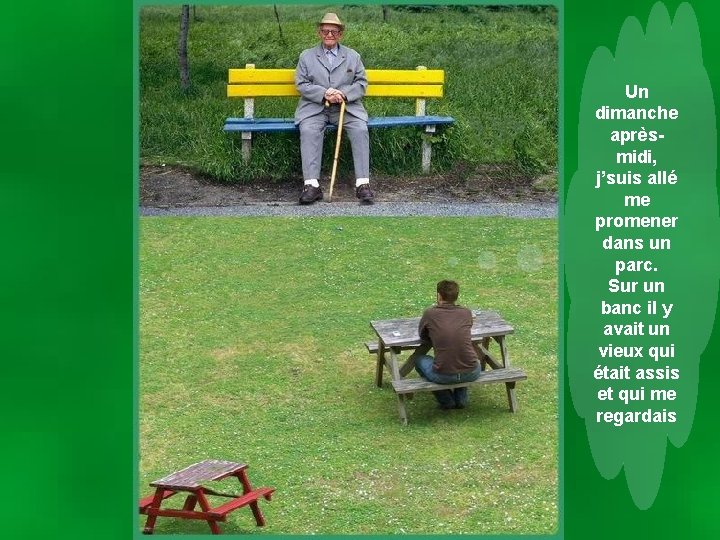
[366,69,445,84]
[139,489,176,512]
[142,506,215,521]
[225,117,292,124]
[229,68,294,83]
[208,488,275,519]
[224,115,455,133]
[228,68,445,85]
[391,368,527,394]
[224,121,296,133]
[227,84,300,97]
[369,115,454,127]
[366,84,444,98]
[227,83,444,98]
[365,341,379,353]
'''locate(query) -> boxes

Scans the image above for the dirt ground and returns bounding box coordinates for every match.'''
[140,164,557,207]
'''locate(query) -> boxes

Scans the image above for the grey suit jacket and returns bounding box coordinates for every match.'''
[294,43,368,124]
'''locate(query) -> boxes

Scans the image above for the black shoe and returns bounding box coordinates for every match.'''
[355,183,375,204]
[454,403,466,409]
[299,184,323,205]
[438,403,455,410]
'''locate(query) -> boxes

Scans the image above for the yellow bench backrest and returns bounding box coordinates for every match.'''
[227,65,445,98]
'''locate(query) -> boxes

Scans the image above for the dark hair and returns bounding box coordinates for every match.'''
[437,280,459,303]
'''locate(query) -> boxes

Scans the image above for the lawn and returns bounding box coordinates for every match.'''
[139,216,558,534]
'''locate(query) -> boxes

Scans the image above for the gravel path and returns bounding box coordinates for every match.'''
[140,201,556,218]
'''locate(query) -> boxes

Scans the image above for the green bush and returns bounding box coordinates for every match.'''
[140,5,557,182]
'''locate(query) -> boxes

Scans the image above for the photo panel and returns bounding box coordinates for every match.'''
[138,3,558,535]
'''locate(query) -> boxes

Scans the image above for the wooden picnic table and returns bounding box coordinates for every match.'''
[369,310,526,424]
[139,459,274,535]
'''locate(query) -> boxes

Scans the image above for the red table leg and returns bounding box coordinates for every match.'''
[236,469,267,526]
[196,490,222,535]
[142,488,166,535]
[182,494,198,511]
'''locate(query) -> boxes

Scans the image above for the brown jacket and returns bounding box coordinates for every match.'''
[418,304,479,374]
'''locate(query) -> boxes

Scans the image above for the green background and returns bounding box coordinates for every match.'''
[565,0,719,517]
[1,1,718,539]
[563,0,720,538]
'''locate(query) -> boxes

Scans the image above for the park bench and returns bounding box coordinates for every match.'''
[139,460,274,535]
[224,64,454,172]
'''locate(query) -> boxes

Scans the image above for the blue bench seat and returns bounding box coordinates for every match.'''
[223,115,455,133]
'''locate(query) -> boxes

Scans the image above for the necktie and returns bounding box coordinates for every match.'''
[326,50,334,67]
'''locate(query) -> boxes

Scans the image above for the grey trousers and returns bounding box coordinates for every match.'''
[298,107,370,181]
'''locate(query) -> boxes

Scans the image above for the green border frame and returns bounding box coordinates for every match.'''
[563,1,720,537]
[133,0,564,540]
[133,2,562,537]
[3,0,719,538]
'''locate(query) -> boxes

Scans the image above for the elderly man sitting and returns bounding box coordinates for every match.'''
[294,12,375,205]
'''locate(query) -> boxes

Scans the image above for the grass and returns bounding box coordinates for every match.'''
[139,216,558,534]
[139,4,558,181]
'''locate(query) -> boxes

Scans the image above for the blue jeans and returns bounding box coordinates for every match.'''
[414,355,483,408]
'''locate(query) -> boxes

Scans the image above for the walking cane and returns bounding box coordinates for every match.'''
[327,99,346,202]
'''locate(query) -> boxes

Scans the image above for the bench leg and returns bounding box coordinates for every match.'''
[421,139,432,173]
[375,344,385,387]
[237,468,253,493]
[421,115,435,173]
[496,335,511,368]
[143,488,169,535]
[182,495,198,512]
[397,394,408,426]
[400,343,429,378]
[236,468,268,527]
[505,381,518,412]
[196,491,222,535]
[249,500,267,527]
[480,337,490,370]
[241,137,252,162]
[241,93,255,162]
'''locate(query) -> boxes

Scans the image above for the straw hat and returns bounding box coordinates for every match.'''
[318,12,345,30]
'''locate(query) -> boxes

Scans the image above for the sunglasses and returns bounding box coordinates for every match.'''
[319,29,341,37]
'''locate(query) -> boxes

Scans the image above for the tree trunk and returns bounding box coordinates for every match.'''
[178,5,191,93]
[273,5,285,43]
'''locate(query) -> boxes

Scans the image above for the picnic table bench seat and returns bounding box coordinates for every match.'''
[367,342,528,411]
[225,64,454,172]
[392,367,528,395]
[365,341,385,354]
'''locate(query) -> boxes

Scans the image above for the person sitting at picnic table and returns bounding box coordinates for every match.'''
[294,12,375,205]
[410,280,483,409]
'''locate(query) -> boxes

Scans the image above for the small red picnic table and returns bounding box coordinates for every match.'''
[139,459,274,535]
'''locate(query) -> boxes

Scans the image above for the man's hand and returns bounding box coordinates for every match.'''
[324,87,346,104]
